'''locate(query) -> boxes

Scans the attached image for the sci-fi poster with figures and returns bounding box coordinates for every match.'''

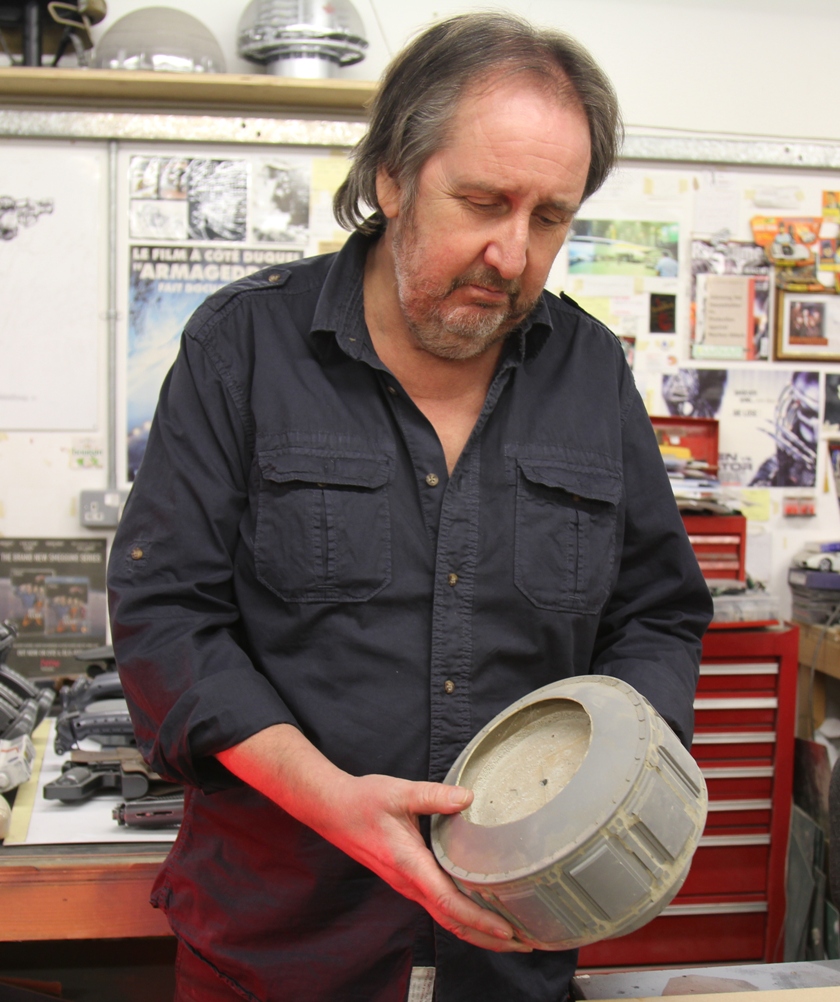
[646,366,820,488]
[0,539,107,678]
[127,243,303,479]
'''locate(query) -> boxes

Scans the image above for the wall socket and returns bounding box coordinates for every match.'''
[79,490,129,529]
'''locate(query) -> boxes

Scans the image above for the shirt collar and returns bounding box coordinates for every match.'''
[309,231,372,362]
[309,229,555,365]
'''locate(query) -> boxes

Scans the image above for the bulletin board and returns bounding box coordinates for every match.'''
[541,155,840,496]
[2,102,840,546]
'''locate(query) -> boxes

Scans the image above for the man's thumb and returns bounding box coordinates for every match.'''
[414,782,473,815]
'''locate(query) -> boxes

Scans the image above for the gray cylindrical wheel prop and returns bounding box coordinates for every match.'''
[431,675,707,950]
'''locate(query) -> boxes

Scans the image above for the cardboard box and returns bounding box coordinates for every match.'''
[794,619,840,681]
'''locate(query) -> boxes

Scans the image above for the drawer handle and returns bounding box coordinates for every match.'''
[695,697,777,710]
[662,901,768,916]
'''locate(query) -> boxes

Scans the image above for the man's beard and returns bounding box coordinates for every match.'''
[392,227,539,361]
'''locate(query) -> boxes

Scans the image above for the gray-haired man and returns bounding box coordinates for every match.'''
[109,12,711,1001]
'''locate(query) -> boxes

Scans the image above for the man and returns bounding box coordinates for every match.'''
[655,249,678,277]
[108,12,711,1002]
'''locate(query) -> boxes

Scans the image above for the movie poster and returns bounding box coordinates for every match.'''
[0,539,107,678]
[127,243,303,479]
[644,366,820,488]
[119,148,357,483]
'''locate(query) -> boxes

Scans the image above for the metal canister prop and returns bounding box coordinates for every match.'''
[431,675,707,949]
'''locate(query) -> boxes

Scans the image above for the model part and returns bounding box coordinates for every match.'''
[0,734,36,793]
[237,0,367,79]
[431,675,707,950]
[94,7,226,73]
[43,747,166,802]
[114,792,184,828]
[53,697,136,755]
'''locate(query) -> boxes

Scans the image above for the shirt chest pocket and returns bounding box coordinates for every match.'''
[513,459,622,614]
[255,449,392,603]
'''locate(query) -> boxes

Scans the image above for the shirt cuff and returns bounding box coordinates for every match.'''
[153,668,299,793]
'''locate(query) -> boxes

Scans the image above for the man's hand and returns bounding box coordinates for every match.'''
[217,723,532,954]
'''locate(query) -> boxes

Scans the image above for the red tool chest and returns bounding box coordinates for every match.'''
[683,514,748,582]
[578,624,798,968]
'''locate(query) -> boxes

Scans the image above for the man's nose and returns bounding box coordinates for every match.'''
[483,215,529,280]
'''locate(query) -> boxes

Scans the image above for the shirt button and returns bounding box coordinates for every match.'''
[425,473,439,487]
[130,547,144,560]
[447,572,458,586]
[267,273,281,283]
[444,680,456,695]
[387,385,398,396]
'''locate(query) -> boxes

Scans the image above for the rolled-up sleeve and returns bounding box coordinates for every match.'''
[591,365,713,749]
[108,326,297,792]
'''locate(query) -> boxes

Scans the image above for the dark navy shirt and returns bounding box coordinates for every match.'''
[108,231,712,1002]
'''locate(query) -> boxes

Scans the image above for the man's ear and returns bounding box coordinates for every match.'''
[375,167,401,220]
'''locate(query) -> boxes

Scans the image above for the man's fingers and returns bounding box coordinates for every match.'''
[428,882,533,953]
[318,773,531,952]
[400,849,532,953]
[406,780,474,816]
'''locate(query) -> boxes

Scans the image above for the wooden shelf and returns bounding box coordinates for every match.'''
[0,845,171,941]
[0,67,377,114]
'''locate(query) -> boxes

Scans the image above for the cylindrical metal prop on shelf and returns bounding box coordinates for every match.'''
[431,675,707,950]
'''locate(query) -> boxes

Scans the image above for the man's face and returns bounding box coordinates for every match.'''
[379,76,592,361]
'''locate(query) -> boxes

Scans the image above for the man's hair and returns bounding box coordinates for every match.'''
[334,11,623,235]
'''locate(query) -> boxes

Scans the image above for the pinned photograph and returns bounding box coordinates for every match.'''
[789,300,825,343]
[650,293,676,333]
[568,220,679,277]
[252,157,311,245]
[187,159,248,242]
[776,290,840,360]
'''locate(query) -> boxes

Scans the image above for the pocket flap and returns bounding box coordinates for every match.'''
[517,459,622,505]
[259,449,392,489]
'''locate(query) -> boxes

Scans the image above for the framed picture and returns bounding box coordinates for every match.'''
[775,288,840,361]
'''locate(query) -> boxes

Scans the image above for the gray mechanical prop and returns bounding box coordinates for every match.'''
[237,0,367,78]
[432,675,707,950]
[0,622,56,794]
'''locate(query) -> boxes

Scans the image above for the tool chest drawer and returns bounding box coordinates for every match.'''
[579,624,798,970]
[680,836,771,896]
[578,900,767,967]
[691,731,776,763]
